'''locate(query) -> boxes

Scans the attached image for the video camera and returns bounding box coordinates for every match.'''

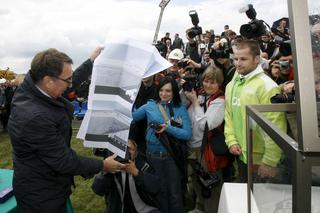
[187,10,203,39]
[239,4,267,39]
[182,75,199,92]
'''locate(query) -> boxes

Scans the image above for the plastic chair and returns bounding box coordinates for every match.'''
[76,101,87,120]
[71,101,80,118]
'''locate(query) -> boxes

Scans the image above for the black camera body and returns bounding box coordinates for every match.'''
[240,19,266,39]
[279,61,290,72]
[182,75,198,92]
[149,121,162,131]
[239,4,266,39]
[210,47,233,59]
[271,89,295,103]
[177,59,190,69]
[190,160,220,198]
[187,10,203,39]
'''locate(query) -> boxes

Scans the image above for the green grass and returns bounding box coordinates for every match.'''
[0,123,106,213]
[0,121,196,212]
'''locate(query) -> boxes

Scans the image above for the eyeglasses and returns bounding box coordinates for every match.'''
[52,76,73,84]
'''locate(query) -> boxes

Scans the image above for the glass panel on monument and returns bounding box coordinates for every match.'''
[307,0,320,136]
[311,166,320,212]
[248,119,293,213]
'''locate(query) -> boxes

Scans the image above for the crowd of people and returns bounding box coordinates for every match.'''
[0,74,24,131]
[2,13,320,213]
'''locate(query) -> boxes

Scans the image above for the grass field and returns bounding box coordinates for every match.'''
[0,121,106,213]
[0,120,195,212]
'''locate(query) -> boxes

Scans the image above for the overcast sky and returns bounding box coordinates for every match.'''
[0,0,291,74]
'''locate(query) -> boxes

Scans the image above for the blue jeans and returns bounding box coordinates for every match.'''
[147,151,183,213]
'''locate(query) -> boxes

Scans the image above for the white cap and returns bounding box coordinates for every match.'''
[168,49,184,60]
[0,78,6,84]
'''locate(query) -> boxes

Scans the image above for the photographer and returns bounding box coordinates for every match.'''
[166,48,185,79]
[92,140,162,213]
[267,60,291,85]
[184,65,232,213]
[259,33,276,60]
[271,81,297,140]
[185,31,201,63]
[132,76,192,213]
[210,42,236,91]
[185,10,203,64]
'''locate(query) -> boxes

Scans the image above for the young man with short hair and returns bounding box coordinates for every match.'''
[224,40,287,182]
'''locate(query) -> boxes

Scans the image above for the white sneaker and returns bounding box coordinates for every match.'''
[188,209,204,213]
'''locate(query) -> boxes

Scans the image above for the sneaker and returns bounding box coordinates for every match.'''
[188,208,204,213]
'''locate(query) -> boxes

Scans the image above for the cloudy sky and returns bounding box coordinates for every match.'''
[0,0,290,74]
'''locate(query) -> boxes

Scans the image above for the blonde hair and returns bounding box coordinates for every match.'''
[201,64,224,86]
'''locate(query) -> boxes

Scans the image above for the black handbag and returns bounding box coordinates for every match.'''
[157,103,189,176]
[207,124,228,155]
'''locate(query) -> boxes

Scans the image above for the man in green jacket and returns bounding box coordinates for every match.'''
[224,39,287,182]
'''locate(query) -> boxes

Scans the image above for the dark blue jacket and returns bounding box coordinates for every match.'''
[8,59,102,213]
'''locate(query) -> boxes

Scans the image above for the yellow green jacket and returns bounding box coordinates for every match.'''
[224,65,287,167]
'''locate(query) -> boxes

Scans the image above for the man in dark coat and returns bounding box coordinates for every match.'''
[7,48,125,213]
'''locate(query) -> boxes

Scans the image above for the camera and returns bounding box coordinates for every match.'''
[190,160,220,198]
[272,60,290,73]
[239,4,267,39]
[187,10,203,39]
[182,75,198,92]
[279,61,290,72]
[210,47,232,59]
[149,121,162,131]
[177,59,190,69]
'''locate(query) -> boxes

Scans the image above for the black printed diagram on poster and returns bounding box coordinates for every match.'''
[77,38,172,158]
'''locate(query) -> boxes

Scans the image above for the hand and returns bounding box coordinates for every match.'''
[103,153,125,173]
[311,23,320,37]
[184,89,198,104]
[229,144,242,155]
[124,160,139,177]
[283,82,294,95]
[90,46,104,62]
[155,123,168,134]
[185,29,195,43]
[127,139,138,160]
[258,164,277,178]
[187,59,201,69]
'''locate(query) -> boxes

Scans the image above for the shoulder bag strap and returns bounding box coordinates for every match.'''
[158,103,170,124]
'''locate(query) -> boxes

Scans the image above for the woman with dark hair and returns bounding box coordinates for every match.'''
[132,76,192,213]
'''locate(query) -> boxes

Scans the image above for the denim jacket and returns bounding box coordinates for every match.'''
[132,100,192,153]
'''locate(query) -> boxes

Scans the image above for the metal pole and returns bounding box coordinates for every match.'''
[152,0,170,45]
[153,7,165,45]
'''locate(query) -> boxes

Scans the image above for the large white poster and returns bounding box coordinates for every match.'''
[77,38,172,158]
